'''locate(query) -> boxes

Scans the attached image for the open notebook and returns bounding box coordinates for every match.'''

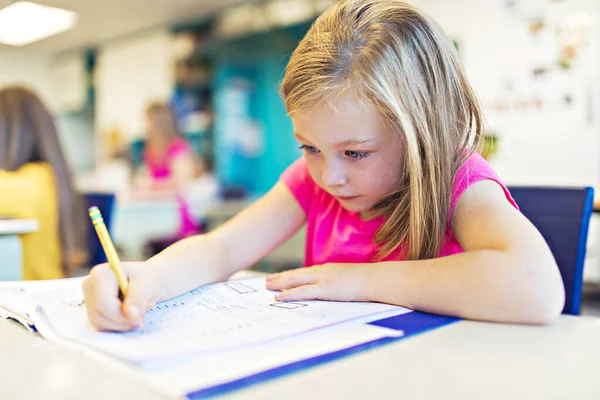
[0,275,410,369]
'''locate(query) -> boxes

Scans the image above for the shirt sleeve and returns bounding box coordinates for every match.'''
[450,152,518,219]
[280,157,317,215]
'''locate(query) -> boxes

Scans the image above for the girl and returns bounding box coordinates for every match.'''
[138,101,203,241]
[83,0,564,331]
[0,86,88,279]
[141,101,200,191]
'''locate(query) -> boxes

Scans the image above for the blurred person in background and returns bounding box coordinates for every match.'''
[136,101,216,252]
[141,101,200,191]
[0,86,88,280]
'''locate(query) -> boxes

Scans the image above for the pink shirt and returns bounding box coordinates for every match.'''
[281,152,518,266]
[144,136,200,238]
[144,137,192,181]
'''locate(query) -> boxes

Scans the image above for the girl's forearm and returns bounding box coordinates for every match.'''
[364,250,564,324]
[144,183,306,303]
[147,232,236,302]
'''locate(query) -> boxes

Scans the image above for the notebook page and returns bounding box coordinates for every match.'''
[36,276,406,366]
[140,320,406,397]
[0,277,85,327]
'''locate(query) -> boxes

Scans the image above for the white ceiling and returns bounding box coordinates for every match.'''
[0,0,245,55]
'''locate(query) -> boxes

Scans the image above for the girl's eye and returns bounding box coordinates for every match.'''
[299,145,320,154]
[345,150,370,160]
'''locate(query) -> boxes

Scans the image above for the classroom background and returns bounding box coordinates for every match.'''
[1,0,599,309]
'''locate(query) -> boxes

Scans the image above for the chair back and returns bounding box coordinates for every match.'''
[82,192,116,267]
[508,186,594,315]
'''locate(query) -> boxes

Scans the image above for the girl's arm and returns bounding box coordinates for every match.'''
[365,180,565,324]
[268,180,565,325]
[148,182,306,301]
[83,182,305,331]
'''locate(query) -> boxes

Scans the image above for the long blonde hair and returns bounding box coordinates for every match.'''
[145,101,180,142]
[0,86,88,273]
[281,0,483,260]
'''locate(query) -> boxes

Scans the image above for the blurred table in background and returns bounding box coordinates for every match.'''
[111,194,305,271]
[111,193,180,261]
[112,191,251,261]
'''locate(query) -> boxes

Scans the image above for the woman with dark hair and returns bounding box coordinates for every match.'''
[0,86,88,279]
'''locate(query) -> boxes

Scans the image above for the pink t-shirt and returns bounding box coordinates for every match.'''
[144,137,192,181]
[144,136,200,238]
[281,152,518,266]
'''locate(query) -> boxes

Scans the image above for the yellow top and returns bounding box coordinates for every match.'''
[0,163,62,280]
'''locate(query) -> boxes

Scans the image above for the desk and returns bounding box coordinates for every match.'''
[0,219,38,235]
[112,196,180,261]
[111,196,250,261]
[0,219,38,280]
[0,315,598,399]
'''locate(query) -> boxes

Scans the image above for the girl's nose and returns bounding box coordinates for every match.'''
[322,160,348,187]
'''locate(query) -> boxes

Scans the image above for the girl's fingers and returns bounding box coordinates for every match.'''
[94,296,132,327]
[87,311,137,332]
[83,266,135,328]
[91,278,132,325]
[121,274,160,326]
[275,285,321,302]
[266,269,317,290]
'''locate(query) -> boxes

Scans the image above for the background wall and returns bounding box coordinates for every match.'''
[95,29,176,141]
[0,49,56,108]
[424,0,599,189]
[0,49,96,171]
[423,0,600,281]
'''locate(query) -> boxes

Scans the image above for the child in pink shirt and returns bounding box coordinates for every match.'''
[143,102,200,239]
[281,152,518,267]
[84,0,564,331]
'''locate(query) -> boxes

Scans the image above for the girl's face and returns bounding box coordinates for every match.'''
[291,98,404,218]
[145,115,160,140]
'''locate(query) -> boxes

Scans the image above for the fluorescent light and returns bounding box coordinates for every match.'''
[0,1,77,46]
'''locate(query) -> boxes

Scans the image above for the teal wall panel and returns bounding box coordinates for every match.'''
[211,24,310,195]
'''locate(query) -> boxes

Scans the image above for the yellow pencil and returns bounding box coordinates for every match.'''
[88,206,128,299]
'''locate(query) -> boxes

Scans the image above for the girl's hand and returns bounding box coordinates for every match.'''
[82,261,168,332]
[266,264,371,302]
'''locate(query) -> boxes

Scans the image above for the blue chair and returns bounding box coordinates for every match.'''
[82,192,116,267]
[508,186,594,315]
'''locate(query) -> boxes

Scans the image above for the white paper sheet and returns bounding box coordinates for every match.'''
[0,277,85,328]
[137,320,406,397]
[34,276,407,366]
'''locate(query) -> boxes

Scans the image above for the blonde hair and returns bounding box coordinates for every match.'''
[145,101,180,142]
[281,0,483,260]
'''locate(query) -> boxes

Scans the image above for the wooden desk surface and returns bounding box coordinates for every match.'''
[0,315,599,399]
